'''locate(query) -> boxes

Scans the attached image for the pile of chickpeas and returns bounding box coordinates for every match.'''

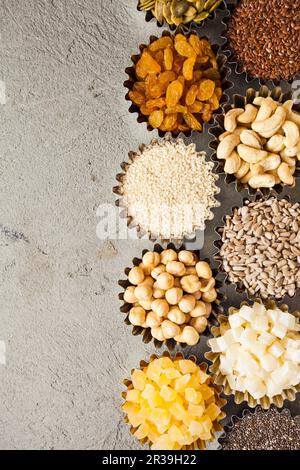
[123,249,217,346]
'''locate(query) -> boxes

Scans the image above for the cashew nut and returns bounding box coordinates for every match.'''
[255,97,277,122]
[249,174,276,189]
[277,162,294,185]
[235,160,250,179]
[268,169,281,184]
[224,108,244,132]
[240,129,262,149]
[250,163,264,176]
[280,153,297,168]
[253,96,265,106]
[262,153,281,171]
[219,131,231,141]
[283,101,300,127]
[224,151,241,174]
[282,121,300,149]
[217,133,240,160]
[240,171,253,184]
[252,106,286,138]
[237,144,268,163]
[283,140,300,157]
[266,134,285,153]
[237,104,258,124]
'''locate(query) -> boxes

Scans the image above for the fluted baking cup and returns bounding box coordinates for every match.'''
[218,406,300,450]
[119,242,225,351]
[124,28,231,138]
[137,0,226,31]
[209,85,300,196]
[121,351,227,450]
[205,299,300,410]
[113,137,221,243]
[213,193,300,309]
[221,1,300,85]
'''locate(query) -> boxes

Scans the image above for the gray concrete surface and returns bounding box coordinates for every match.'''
[0,0,165,450]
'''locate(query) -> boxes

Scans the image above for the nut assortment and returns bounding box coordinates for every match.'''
[119,1,300,452]
[122,355,225,450]
[220,198,300,300]
[128,33,223,133]
[217,96,300,188]
[123,249,217,346]
[209,302,300,401]
[138,0,223,26]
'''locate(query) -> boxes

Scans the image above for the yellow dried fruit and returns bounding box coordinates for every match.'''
[184,113,202,131]
[164,47,174,71]
[185,84,199,106]
[197,79,215,101]
[149,110,164,128]
[183,57,196,81]
[166,80,183,108]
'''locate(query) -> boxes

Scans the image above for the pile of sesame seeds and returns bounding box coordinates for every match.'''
[122,139,219,239]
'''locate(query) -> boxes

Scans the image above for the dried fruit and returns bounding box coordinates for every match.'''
[138,0,223,27]
[128,33,222,133]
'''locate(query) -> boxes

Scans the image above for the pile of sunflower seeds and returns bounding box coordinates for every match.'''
[138,0,222,26]
[220,198,300,299]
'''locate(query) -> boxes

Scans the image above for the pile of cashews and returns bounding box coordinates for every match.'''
[217,95,300,189]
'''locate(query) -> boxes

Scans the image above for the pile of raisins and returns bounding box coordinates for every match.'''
[128,34,223,133]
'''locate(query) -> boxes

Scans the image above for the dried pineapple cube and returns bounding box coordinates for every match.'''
[177,429,195,446]
[164,368,182,380]
[178,359,197,375]
[157,373,171,387]
[126,389,141,403]
[149,408,171,427]
[198,384,214,400]
[160,385,177,402]
[198,415,212,433]
[188,403,204,417]
[168,424,184,443]
[174,374,191,392]
[159,356,176,369]
[169,402,187,421]
[122,402,139,415]
[131,369,147,391]
[134,423,150,440]
[185,388,202,404]
[152,435,175,450]
[205,403,220,421]
[189,420,203,436]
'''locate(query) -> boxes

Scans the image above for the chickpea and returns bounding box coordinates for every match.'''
[199,277,215,293]
[190,316,208,334]
[167,307,186,325]
[139,262,153,276]
[178,250,197,266]
[160,249,178,265]
[180,275,202,294]
[139,299,153,311]
[174,328,184,343]
[153,288,165,299]
[205,302,212,318]
[139,276,155,288]
[202,288,217,303]
[178,295,196,314]
[128,266,145,285]
[196,261,212,280]
[142,251,160,268]
[192,290,202,300]
[185,267,197,275]
[157,272,174,290]
[165,287,183,305]
[162,320,181,339]
[151,326,165,342]
[190,300,207,318]
[151,264,166,280]
[129,307,146,326]
[134,285,153,301]
[166,261,186,277]
[124,286,137,304]
[181,326,200,346]
[151,299,169,317]
[145,311,162,329]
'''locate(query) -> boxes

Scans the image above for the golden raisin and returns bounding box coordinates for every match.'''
[149,36,173,52]
[188,101,203,113]
[201,104,213,122]
[189,34,202,56]
[166,80,183,108]
[209,93,220,111]
[136,51,161,79]
[197,79,215,101]
[185,84,198,106]
[154,50,164,68]
[183,57,196,81]
[164,47,174,71]
[129,90,145,106]
[165,105,187,114]
[149,110,164,129]
[183,113,202,131]
[162,113,178,131]
[175,40,197,58]
[146,98,166,109]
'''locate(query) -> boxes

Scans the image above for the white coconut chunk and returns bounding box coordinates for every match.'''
[269,341,285,358]
[229,313,245,329]
[258,332,276,346]
[260,353,279,372]
[271,323,287,339]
